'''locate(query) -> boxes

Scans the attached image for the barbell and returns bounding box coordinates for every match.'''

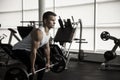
[4,54,66,80]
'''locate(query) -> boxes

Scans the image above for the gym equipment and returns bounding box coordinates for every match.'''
[0,20,69,80]
[100,31,119,41]
[8,28,21,44]
[1,28,21,64]
[17,27,33,39]
[100,31,120,70]
[0,34,7,57]
[54,17,88,69]
[4,54,66,80]
[100,31,110,41]
[0,35,10,66]
[77,19,88,61]
[4,67,28,80]
[0,27,35,64]
[58,16,64,28]
[0,29,20,65]
[50,54,66,73]
[20,21,42,27]
[0,26,66,80]
[54,17,78,69]
[104,51,116,61]
[4,64,55,80]
[100,31,120,61]
[50,44,65,57]
[0,34,7,44]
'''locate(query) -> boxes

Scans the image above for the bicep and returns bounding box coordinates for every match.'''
[31,29,43,51]
[32,41,40,51]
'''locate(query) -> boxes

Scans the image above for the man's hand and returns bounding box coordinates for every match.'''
[45,62,51,72]
[31,67,35,75]
[46,62,51,69]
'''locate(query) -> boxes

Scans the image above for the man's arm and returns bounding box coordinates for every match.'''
[44,42,50,68]
[30,29,43,74]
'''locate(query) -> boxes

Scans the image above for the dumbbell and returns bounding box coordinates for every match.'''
[4,54,66,80]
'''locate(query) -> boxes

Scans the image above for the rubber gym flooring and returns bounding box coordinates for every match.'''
[43,52,120,80]
[43,59,120,80]
[1,52,120,80]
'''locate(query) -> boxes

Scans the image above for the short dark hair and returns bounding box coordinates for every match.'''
[42,11,56,20]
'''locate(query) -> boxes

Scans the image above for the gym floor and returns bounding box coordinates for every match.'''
[43,53,120,80]
[43,61,120,80]
[0,52,120,80]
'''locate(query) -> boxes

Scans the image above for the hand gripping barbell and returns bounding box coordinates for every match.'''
[4,54,66,80]
[28,63,57,76]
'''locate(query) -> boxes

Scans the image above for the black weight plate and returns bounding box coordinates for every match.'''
[50,54,66,73]
[50,44,64,56]
[4,67,28,80]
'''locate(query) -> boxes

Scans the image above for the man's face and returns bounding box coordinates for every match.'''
[45,15,56,29]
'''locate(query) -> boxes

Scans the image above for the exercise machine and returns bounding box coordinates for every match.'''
[0,29,19,65]
[54,16,88,69]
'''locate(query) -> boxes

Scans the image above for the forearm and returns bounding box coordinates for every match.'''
[44,47,50,64]
[30,51,37,68]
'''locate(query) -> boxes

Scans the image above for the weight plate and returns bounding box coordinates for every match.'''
[50,54,66,73]
[4,67,28,80]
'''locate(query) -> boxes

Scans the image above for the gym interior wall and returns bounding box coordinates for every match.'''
[0,0,120,52]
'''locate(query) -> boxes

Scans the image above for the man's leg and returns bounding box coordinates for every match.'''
[12,50,33,80]
[36,53,46,80]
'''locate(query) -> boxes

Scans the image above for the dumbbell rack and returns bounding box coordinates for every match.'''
[100,31,120,70]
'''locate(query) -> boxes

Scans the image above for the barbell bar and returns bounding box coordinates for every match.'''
[28,63,58,76]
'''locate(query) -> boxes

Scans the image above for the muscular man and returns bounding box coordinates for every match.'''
[12,11,56,80]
